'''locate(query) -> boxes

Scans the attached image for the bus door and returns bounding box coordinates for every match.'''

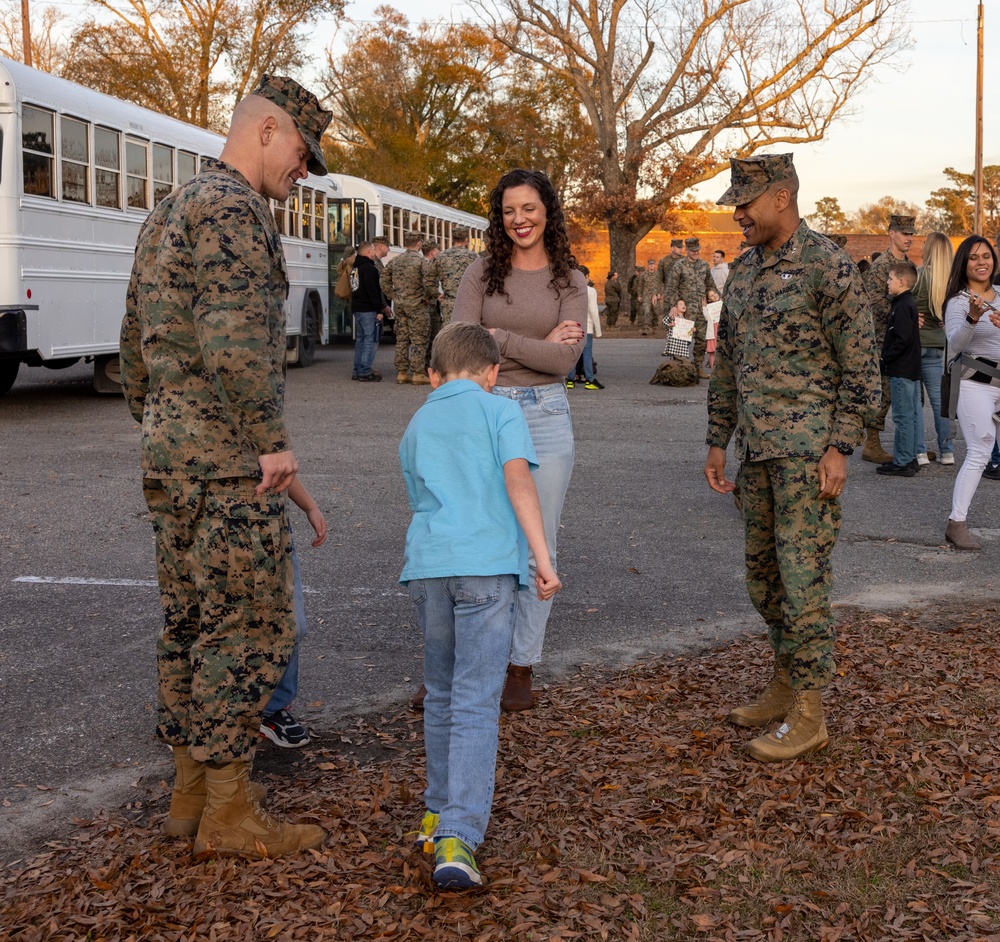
[327,197,370,339]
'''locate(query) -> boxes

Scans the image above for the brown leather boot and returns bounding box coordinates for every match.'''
[945,519,982,551]
[747,689,828,762]
[396,371,410,384]
[409,683,427,710]
[500,664,534,712]
[728,666,794,728]
[166,746,267,837]
[193,762,325,858]
[861,428,892,464]
[411,373,431,385]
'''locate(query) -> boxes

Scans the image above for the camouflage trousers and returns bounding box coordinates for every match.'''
[639,299,655,331]
[143,477,295,763]
[866,375,892,432]
[426,301,442,370]
[393,304,431,376]
[692,310,708,369]
[605,303,619,327]
[737,456,841,690]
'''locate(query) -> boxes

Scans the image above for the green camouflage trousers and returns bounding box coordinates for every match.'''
[143,477,295,763]
[393,304,431,375]
[738,456,841,689]
[867,375,892,431]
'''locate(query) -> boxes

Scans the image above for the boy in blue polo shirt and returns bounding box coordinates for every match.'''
[399,322,562,890]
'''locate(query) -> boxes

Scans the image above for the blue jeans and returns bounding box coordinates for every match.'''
[889,375,920,467]
[916,348,953,456]
[352,310,379,378]
[265,530,306,714]
[409,574,518,850]
[566,335,595,382]
[492,384,574,666]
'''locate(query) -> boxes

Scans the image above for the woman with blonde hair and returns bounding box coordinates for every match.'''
[913,231,954,464]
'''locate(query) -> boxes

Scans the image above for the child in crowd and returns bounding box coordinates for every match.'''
[877,260,921,477]
[259,477,326,748]
[703,289,723,373]
[566,266,604,389]
[399,322,562,890]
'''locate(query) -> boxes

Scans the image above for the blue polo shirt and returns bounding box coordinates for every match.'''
[399,379,538,585]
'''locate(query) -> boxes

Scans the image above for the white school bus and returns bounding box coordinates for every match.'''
[0,57,337,395]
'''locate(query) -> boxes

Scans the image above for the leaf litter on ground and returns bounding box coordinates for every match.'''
[3,602,1000,941]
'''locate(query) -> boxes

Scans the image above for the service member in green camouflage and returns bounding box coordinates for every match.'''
[120,75,330,859]
[425,226,479,327]
[657,238,684,293]
[627,266,642,323]
[636,258,662,334]
[421,240,442,371]
[603,270,622,327]
[860,214,916,464]
[664,237,717,379]
[705,153,880,763]
[381,231,433,384]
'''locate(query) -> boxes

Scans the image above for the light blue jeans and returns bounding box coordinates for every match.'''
[352,310,379,378]
[410,574,518,849]
[916,348,953,456]
[265,531,306,714]
[492,383,574,666]
[566,335,595,382]
[889,376,920,467]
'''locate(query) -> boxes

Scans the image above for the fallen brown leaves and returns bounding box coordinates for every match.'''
[3,604,1000,941]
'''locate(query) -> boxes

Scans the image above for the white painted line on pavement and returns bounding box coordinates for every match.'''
[15,576,159,586]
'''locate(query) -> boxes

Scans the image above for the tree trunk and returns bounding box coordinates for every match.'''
[608,219,643,322]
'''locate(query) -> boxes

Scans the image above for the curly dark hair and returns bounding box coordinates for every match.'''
[482,169,575,300]
[944,235,999,307]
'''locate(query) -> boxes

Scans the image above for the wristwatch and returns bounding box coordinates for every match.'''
[966,314,977,325]
[832,444,854,456]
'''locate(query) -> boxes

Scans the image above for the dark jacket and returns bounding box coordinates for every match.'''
[352,254,384,312]
[881,290,920,380]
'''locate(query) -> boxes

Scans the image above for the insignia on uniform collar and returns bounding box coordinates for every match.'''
[780,273,793,280]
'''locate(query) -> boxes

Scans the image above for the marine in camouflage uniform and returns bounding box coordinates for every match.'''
[706,154,880,762]
[657,239,684,299]
[860,215,916,461]
[603,272,622,327]
[636,259,662,333]
[664,237,716,375]
[420,240,442,370]
[425,226,479,327]
[381,233,431,382]
[627,266,641,323]
[120,75,330,857]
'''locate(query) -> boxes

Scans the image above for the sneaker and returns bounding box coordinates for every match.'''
[983,463,1000,481]
[414,810,439,853]
[565,379,575,388]
[916,452,930,466]
[876,460,917,477]
[940,452,955,465]
[260,709,310,748]
[356,372,382,382]
[583,379,604,389]
[433,837,482,889]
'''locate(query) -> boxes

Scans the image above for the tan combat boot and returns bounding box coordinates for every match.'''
[945,519,982,551]
[728,666,794,728]
[747,689,828,762]
[396,371,410,384]
[500,664,535,712]
[861,428,892,464]
[411,373,431,385]
[193,761,325,858]
[166,746,268,837]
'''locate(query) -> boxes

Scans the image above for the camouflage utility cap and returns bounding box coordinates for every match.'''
[453,226,470,242]
[685,237,701,249]
[252,75,332,177]
[670,238,684,248]
[888,214,916,235]
[716,154,796,207]
[373,235,389,245]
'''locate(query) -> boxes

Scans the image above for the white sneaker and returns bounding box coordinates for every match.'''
[940,453,955,465]
[916,453,930,466]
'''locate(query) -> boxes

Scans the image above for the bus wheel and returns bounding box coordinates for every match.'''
[294,302,318,368]
[93,354,122,394]
[0,359,19,395]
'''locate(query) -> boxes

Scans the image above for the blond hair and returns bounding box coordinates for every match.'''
[921,231,953,319]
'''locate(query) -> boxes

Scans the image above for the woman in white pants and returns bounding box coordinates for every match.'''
[943,235,1000,551]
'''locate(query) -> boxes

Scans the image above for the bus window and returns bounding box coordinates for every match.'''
[288,187,301,238]
[22,105,54,198]
[60,116,89,204]
[94,127,121,209]
[273,199,287,235]
[152,144,173,203]
[354,199,367,242]
[328,199,351,244]
[126,139,149,209]
[302,188,314,240]
[177,151,197,183]
[313,190,325,241]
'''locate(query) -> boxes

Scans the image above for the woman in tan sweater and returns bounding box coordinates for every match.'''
[454,169,587,711]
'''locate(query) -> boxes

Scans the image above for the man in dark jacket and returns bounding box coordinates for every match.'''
[352,241,390,381]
